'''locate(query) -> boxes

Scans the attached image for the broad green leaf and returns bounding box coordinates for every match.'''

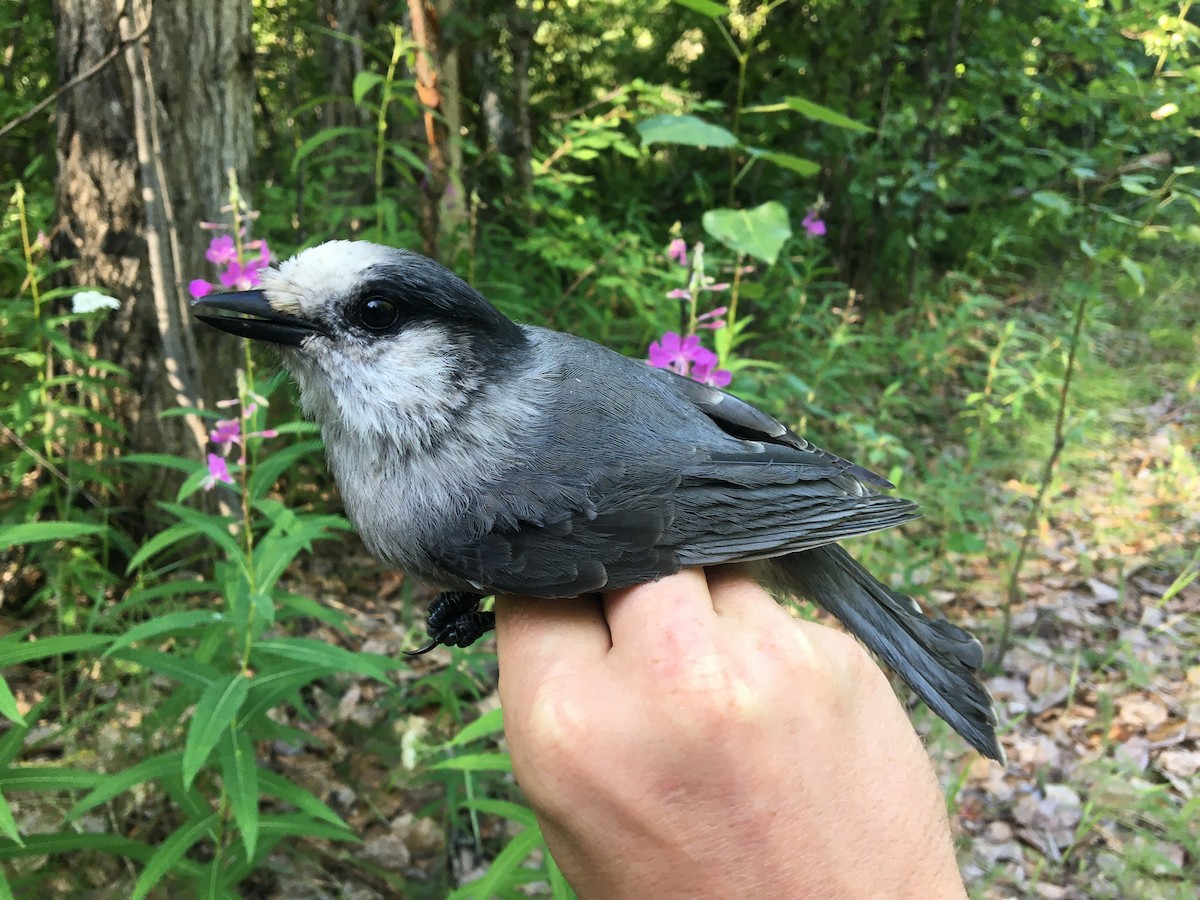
[745,96,870,132]
[131,814,218,900]
[0,521,104,550]
[0,678,24,726]
[450,706,504,746]
[0,793,23,846]
[671,0,727,18]
[750,149,821,176]
[182,675,250,787]
[352,71,384,105]
[0,634,111,667]
[217,729,258,858]
[428,752,513,774]
[66,753,184,822]
[637,114,737,148]
[702,202,792,264]
[104,611,226,657]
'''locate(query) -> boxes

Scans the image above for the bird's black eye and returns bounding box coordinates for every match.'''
[355,297,400,331]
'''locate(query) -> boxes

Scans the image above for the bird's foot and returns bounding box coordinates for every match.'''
[404,591,495,656]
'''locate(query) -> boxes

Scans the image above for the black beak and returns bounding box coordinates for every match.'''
[191,290,324,347]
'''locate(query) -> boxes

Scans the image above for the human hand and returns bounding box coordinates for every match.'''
[495,567,967,899]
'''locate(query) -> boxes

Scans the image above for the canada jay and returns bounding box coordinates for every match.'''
[193,240,1003,761]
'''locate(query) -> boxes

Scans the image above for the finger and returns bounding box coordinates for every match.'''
[495,593,609,689]
[704,564,787,623]
[601,568,717,654]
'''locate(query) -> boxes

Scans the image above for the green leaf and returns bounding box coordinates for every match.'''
[450,706,504,746]
[702,202,792,264]
[428,752,513,774]
[352,71,384,105]
[256,813,360,842]
[0,633,111,667]
[258,770,350,829]
[104,611,227,657]
[109,649,221,690]
[458,797,538,829]
[252,638,399,681]
[217,729,258,858]
[745,96,870,132]
[292,126,367,171]
[750,149,821,177]
[66,753,184,822]
[0,521,104,551]
[182,675,250,787]
[1031,190,1073,215]
[0,767,102,792]
[0,678,25,726]
[131,814,218,900]
[0,793,23,847]
[637,114,737,148]
[453,826,543,900]
[671,0,728,18]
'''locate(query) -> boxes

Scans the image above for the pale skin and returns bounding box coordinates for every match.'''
[496,568,968,899]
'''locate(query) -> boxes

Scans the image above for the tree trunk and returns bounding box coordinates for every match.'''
[52,0,254,519]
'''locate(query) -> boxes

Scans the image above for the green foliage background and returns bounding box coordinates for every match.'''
[1,0,1198,897]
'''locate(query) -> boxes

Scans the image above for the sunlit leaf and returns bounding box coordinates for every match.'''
[702,202,792,264]
[182,675,250,787]
[637,114,737,148]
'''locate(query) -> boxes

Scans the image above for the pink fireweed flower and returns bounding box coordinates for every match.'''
[666,288,692,300]
[702,281,731,292]
[219,258,268,291]
[205,234,238,266]
[802,211,827,237]
[697,306,728,330]
[648,332,707,376]
[189,279,215,299]
[691,355,732,388]
[202,453,234,490]
[668,238,688,267]
[211,418,241,455]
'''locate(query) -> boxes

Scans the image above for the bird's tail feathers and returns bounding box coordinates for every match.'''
[775,544,1005,763]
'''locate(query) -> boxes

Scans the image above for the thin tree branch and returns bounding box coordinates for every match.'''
[992,279,1091,665]
[0,12,150,141]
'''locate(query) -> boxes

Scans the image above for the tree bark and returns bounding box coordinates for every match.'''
[52,0,254,519]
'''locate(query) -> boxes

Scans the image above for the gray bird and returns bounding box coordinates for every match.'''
[192,239,1003,762]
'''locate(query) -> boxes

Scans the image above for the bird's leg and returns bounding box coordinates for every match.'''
[405,591,494,656]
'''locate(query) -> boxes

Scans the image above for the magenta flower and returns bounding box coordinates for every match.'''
[219,258,267,291]
[697,306,728,330]
[648,332,707,375]
[692,356,732,388]
[802,211,827,237]
[668,238,688,268]
[205,234,238,266]
[202,453,233,490]
[189,279,214,299]
[210,418,241,455]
